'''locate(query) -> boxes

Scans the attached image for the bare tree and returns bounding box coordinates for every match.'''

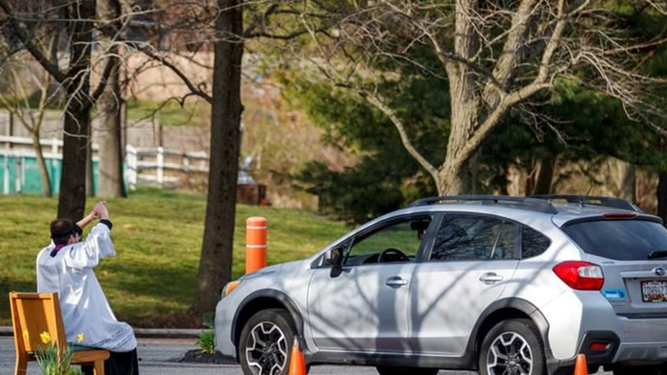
[297,0,667,195]
[191,0,245,315]
[0,52,60,197]
[135,0,334,315]
[0,0,128,218]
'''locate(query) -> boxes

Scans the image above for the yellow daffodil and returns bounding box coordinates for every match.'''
[40,331,51,344]
[77,333,85,343]
[22,330,29,341]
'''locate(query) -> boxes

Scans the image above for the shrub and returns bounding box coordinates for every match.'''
[196,330,216,354]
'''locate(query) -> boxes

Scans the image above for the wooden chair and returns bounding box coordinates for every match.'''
[9,292,110,375]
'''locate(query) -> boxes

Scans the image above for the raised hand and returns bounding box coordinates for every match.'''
[93,201,110,220]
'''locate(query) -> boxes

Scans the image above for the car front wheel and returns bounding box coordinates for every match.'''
[479,319,546,375]
[239,308,298,375]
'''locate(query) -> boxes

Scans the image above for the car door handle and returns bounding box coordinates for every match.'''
[479,273,504,284]
[385,277,409,288]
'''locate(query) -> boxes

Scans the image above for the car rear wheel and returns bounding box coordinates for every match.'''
[479,319,546,375]
[239,308,299,375]
[376,367,439,375]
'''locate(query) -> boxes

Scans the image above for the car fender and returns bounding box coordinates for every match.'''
[231,289,307,350]
[465,298,553,369]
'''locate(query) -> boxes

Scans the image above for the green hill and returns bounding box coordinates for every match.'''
[0,188,350,327]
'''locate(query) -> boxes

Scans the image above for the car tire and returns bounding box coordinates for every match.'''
[239,308,300,375]
[376,367,439,375]
[479,319,546,375]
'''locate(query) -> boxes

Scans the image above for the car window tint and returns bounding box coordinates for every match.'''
[492,221,516,260]
[431,215,516,261]
[345,217,432,265]
[562,220,667,261]
[521,226,551,259]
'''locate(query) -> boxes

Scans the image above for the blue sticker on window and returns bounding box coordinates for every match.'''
[603,289,626,300]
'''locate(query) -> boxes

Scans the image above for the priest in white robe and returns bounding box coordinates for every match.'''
[37,201,139,375]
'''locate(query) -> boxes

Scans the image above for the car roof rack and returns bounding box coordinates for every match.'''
[408,195,558,214]
[529,194,642,213]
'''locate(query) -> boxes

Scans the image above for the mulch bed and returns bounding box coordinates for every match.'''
[177,349,235,364]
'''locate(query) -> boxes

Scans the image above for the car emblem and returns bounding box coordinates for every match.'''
[655,267,666,277]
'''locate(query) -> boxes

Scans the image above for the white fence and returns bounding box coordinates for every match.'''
[0,135,210,192]
[0,135,100,155]
[125,145,209,188]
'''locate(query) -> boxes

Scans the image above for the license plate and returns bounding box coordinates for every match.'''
[641,280,667,303]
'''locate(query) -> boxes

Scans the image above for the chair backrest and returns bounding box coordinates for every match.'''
[9,292,67,354]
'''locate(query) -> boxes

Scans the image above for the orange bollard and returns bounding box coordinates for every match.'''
[573,354,588,375]
[246,217,268,274]
[288,337,307,375]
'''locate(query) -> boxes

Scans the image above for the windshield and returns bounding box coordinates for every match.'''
[562,219,667,261]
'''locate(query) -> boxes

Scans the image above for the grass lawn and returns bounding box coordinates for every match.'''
[127,99,209,127]
[0,188,349,327]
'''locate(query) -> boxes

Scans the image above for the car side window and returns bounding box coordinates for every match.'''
[344,216,432,266]
[521,225,551,259]
[430,214,517,261]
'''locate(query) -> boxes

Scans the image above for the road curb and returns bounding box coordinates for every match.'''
[0,326,203,339]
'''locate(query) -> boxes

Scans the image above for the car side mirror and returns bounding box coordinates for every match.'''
[329,248,344,278]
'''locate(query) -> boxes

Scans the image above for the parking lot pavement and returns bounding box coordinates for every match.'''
[0,337,609,375]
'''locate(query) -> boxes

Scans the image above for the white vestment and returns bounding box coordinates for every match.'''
[36,223,137,352]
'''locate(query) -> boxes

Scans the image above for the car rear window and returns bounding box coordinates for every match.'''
[562,219,667,260]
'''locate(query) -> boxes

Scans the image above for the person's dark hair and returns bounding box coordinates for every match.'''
[50,219,77,245]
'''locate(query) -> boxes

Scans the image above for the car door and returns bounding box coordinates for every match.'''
[307,214,435,353]
[409,213,520,356]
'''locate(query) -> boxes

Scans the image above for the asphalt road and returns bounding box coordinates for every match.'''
[0,337,610,375]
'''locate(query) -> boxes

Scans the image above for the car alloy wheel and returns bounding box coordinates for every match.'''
[487,332,533,375]
[245,321,289,375]
[479,319,545,375]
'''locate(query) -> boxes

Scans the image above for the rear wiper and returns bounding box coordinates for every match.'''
[648,251,667,259]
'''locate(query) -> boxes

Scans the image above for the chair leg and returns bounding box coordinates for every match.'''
[14,353,27,375]
[93,360,105,375]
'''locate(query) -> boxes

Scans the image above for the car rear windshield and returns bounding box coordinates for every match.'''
[562,219,667,260]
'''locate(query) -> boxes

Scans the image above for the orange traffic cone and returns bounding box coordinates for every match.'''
[573,354,588,375]
[288,337,307,375]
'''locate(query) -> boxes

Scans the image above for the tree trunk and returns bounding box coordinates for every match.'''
[438,0,480,196]
[659,173,667,226]
[194,0,244,316]
[97,52,125,198]
[96,0,125,198]
[57,0,95,220]
[533,158,556,195]
[524,159,537,195]
[659,139,667,227]
[437,159,475,195]
[86,123,94,197]
[615,160,636,202]
[32,134,52,197]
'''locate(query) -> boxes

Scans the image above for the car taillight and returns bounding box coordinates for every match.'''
[553,261,604,290]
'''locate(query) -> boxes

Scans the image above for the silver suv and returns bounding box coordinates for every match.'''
[215,195,667,375]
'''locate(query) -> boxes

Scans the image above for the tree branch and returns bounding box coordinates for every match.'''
[0,0,67,83]
[359,89,440,181]
[140,48,213,104]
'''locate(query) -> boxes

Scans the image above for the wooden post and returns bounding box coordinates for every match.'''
[125,145,137,190]
[3,113,11,195]
[156,147,164,185]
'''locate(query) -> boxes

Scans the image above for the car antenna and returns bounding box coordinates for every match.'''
[582,184,594,208]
